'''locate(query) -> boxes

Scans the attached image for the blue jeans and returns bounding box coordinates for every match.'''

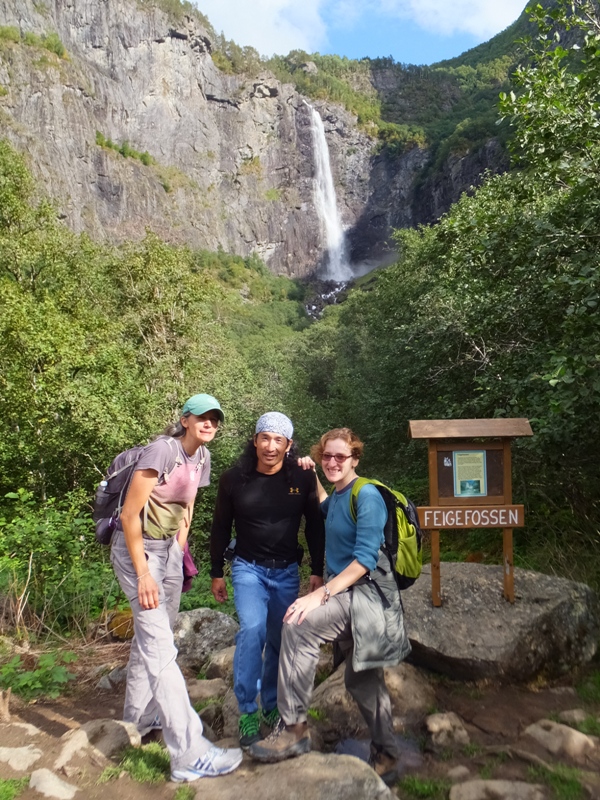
[231,557,300,715]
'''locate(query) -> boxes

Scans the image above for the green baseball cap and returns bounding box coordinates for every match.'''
[182,393,224,422]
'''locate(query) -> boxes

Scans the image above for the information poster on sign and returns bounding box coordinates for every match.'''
[453,451,487,498]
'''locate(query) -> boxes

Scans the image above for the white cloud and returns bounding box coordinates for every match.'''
[376,0,525,39]
[195,0,328,56]
[194,0,525,57]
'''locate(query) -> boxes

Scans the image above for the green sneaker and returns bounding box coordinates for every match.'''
[239,711,261,749]
[261,707,280,729]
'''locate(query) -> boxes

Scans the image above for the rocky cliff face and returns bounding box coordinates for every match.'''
[0,0,505,277]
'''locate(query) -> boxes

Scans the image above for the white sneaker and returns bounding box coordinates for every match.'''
[138,714,162,737]
[171,745,243,782]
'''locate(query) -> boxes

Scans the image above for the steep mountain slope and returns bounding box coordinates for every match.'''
[0,0,526,275]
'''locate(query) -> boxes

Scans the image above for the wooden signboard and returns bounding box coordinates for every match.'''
[409,418,533,607]
[419,505,525,529]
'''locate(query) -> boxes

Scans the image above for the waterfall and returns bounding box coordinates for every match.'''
[307,105,353,281]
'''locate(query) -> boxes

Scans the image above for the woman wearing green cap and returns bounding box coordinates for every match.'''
[111,394,243,783]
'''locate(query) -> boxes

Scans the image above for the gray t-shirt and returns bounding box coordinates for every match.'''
[134,437,211,539]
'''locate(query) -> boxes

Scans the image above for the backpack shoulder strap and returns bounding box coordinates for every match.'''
[159,436,182,483]
[349,477,385,523]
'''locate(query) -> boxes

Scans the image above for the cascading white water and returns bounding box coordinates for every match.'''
[307,105,353,281]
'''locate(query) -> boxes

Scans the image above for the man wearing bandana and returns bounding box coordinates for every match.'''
[210,412,325,749]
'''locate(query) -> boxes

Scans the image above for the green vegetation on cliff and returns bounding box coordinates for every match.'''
[209,11,527,162]
[0,25,66,58]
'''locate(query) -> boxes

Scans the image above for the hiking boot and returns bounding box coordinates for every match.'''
[368,750,398,786]
[138,714,162,737]
[238,711,261,749]
[261,706,280,729]
[248,719,311,763]
[171,745,242,782]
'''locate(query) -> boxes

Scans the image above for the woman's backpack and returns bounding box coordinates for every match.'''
[349,478,422,590]
[93,437,180,545]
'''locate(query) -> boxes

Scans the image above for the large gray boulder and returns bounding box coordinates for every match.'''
[449,781,545,800]
[311,661,435,738]
[403,563,600,682]
[174,608,238,672]
[206,752,395,800]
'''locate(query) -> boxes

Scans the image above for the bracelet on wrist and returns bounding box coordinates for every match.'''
[321,585,331,605]
[137,571,150,581]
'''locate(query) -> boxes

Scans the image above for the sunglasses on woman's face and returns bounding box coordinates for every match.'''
[321,453,352,464]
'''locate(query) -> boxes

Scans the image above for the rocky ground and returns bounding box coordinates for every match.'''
[1,637,600,800]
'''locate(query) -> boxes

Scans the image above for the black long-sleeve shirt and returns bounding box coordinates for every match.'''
[210,463,325,579]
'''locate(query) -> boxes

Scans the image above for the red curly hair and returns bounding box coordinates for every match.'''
[310,427,364,464]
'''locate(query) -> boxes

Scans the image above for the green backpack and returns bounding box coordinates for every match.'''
[350,478,423,590]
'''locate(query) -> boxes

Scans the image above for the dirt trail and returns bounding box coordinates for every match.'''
[2,641,599,799]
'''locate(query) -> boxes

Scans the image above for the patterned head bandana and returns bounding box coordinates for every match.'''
[255,412,294,440]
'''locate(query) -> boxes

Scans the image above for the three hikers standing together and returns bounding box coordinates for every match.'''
[110,395,411,785]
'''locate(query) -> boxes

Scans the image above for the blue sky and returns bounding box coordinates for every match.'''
[196,0,526,65]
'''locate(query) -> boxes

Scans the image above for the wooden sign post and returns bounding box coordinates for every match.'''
[408,419,533,607]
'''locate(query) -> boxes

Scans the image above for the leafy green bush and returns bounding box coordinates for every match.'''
[0,26,20,44]
[18,30,65,57]
[0,139,313,631]
[42,32,65,58]
[0,652,76,700]
[95,131,154,165]
[0,490,119,633]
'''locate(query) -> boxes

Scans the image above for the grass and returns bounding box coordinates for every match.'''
[239,156,261,177]
[179,571,236,616]
[98,742,170,784]
[154,164,195,194]
[173,788,196,800]
[461,742,484,757]
[575,716,600,737]
[528,765,584,800]
[575,669,600,704]
[307,707,326,721]
[192,697,223,713]
[397,776,450,798]
[0,778,29,800]
[478,752,508,779]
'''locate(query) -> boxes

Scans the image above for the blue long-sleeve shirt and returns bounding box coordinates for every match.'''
[321,479,387,577]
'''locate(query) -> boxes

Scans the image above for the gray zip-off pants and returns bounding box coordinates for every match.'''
[111,532,211,770]
[277,590,398,758]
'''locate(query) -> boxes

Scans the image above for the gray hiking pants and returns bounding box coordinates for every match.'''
[277,590,398,758]
[111,532,211,770]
